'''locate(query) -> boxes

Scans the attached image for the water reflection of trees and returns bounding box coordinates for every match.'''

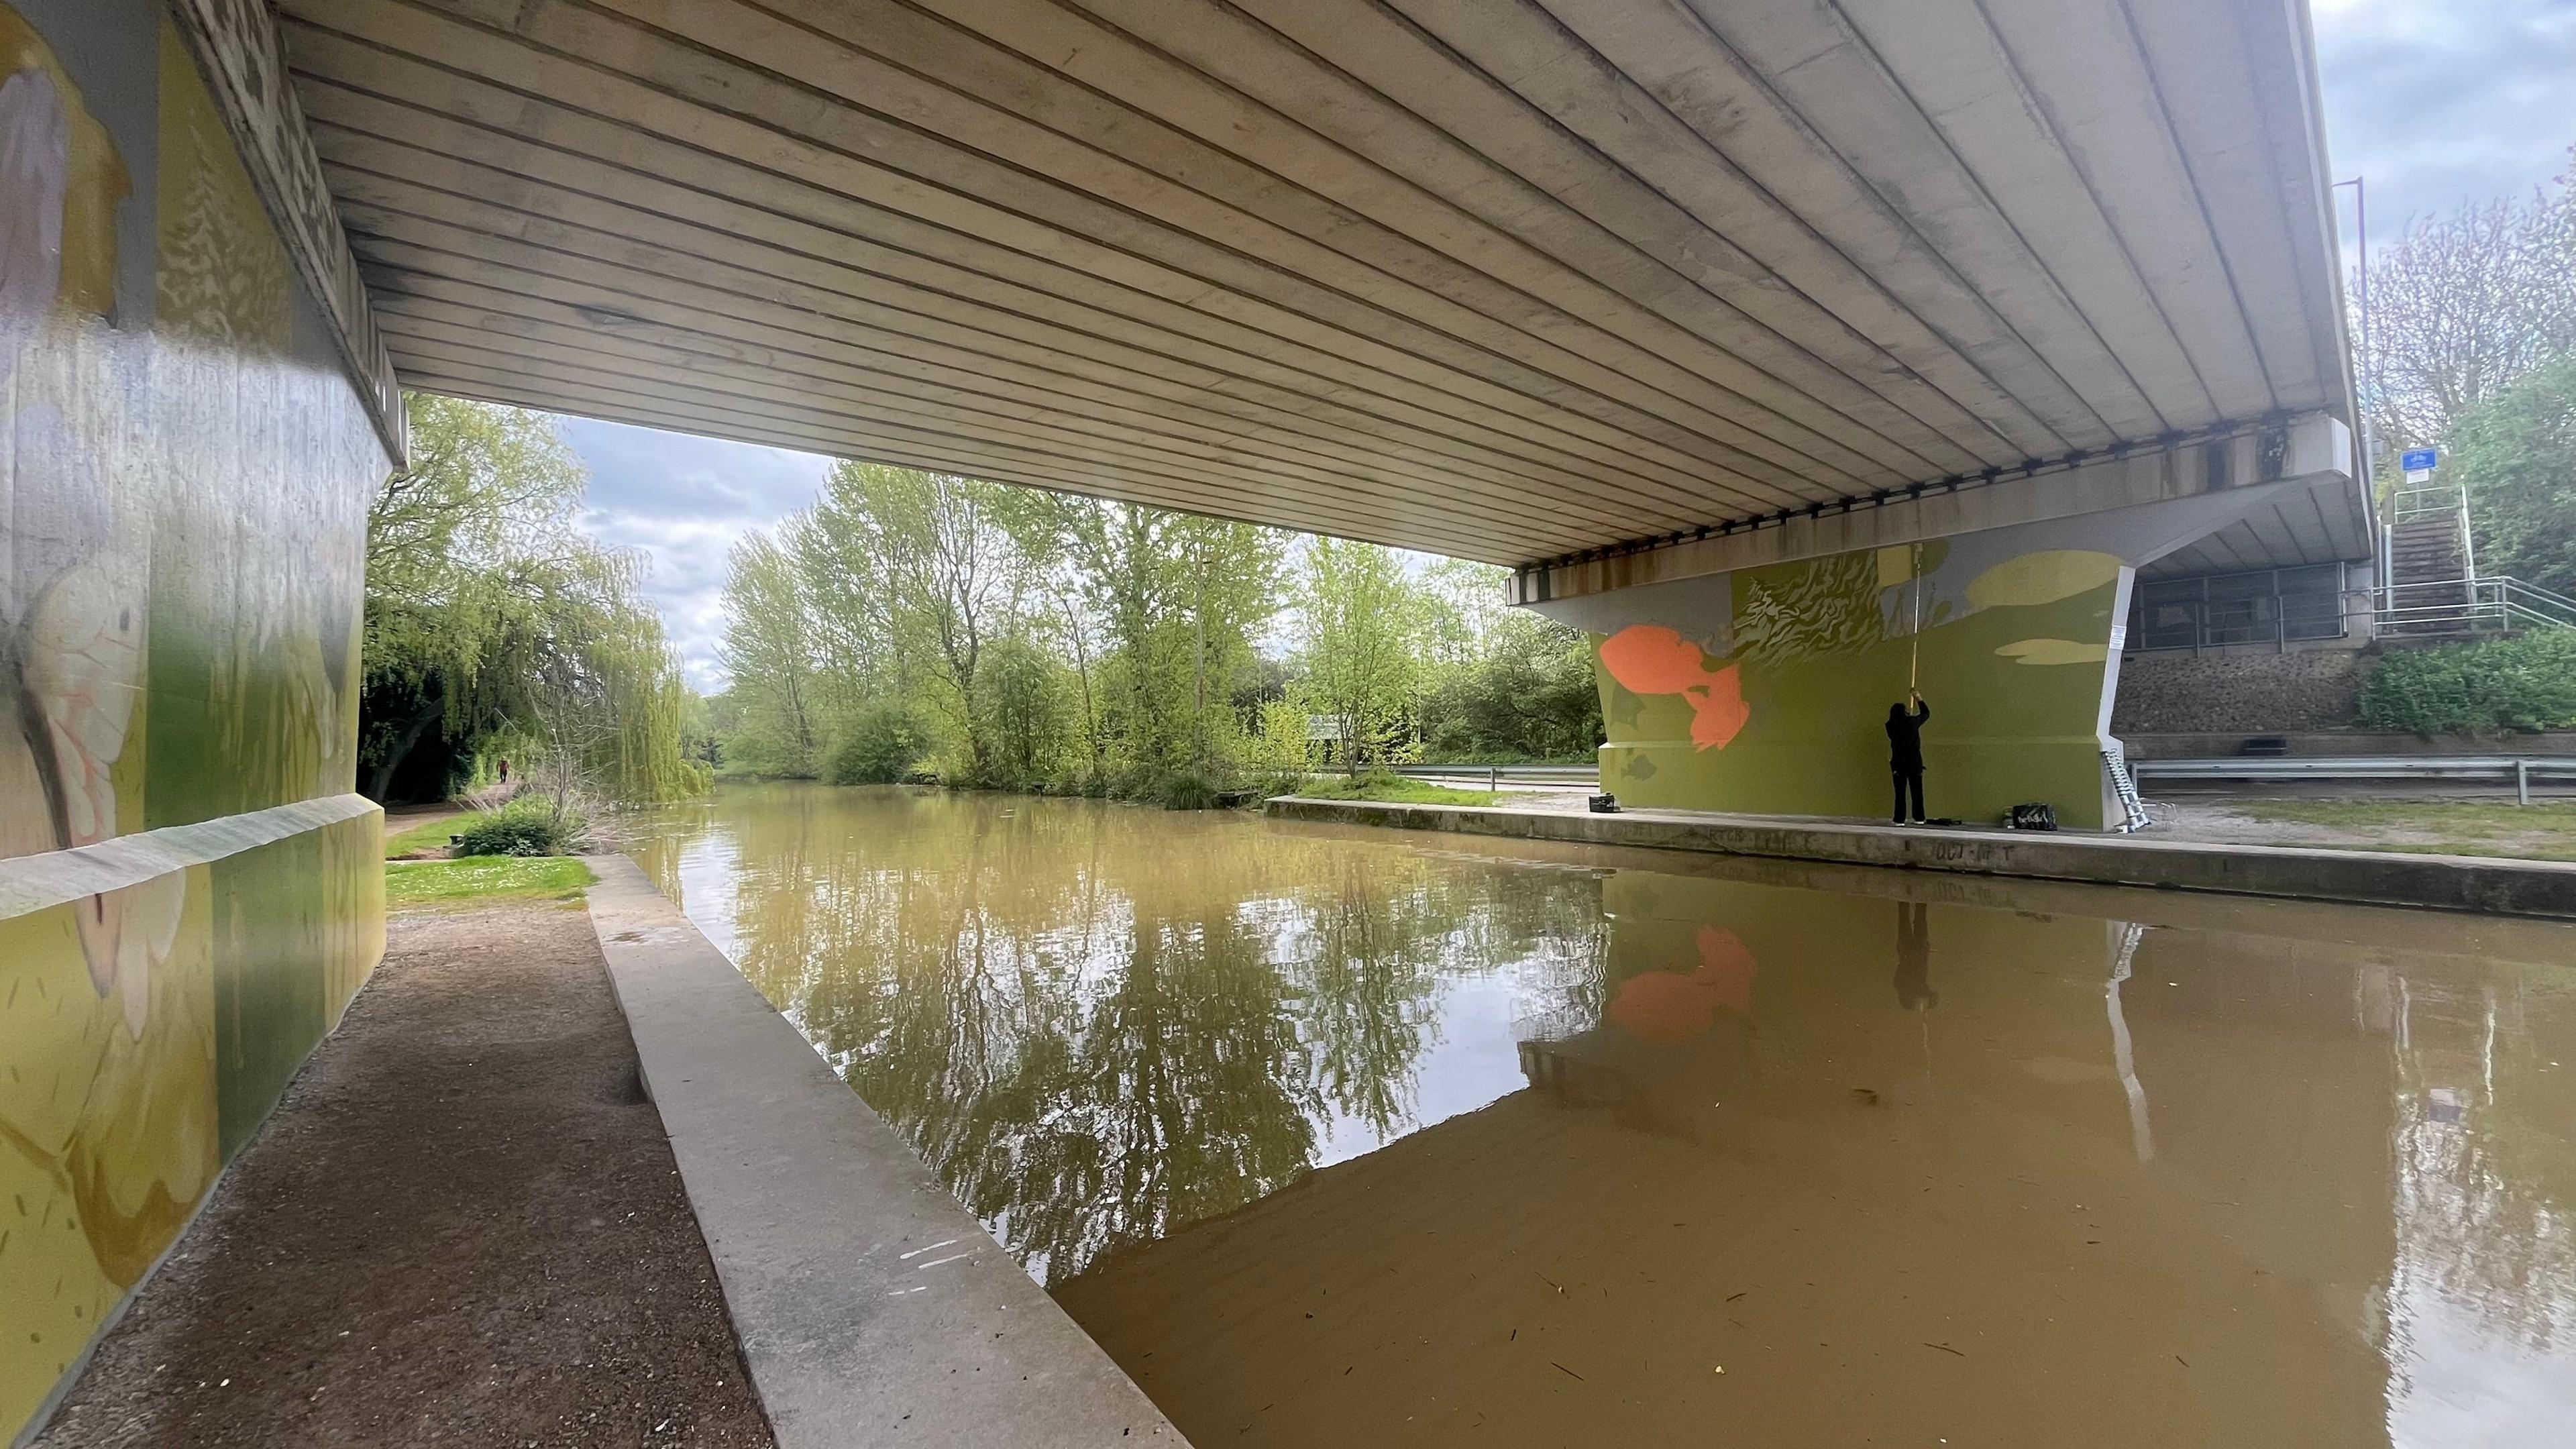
[694,790,1606,1281]
[2387,975,2576,1361]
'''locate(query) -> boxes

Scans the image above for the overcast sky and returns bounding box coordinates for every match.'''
[569,0,2576,690]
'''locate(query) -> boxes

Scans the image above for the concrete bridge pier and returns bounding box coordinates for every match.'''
[1514,415,2359,830]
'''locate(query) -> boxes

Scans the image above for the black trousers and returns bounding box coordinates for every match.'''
[1892,768,1925,823]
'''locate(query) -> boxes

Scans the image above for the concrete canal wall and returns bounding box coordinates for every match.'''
[1266,799,2576,921]
[584,857,1186,1448]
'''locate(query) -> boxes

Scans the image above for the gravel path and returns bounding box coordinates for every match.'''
[34,902,775,1448]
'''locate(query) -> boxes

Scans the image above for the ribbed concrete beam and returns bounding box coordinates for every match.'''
[276,0,2367,569]
[1509,412,2356,603]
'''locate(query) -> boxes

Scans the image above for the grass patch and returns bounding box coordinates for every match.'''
[1290,774,1501,807]
[2229,799,2576,862]
[383,814,464,859]
[385,855,598,908]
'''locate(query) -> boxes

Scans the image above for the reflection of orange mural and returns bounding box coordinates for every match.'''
[1605,926,1757,1044]
[1599,626,1750,751]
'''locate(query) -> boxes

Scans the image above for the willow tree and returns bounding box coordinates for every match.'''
[360,393,702,803]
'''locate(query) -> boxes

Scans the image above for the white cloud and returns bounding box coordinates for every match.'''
[2314,0,2576,251]
[561,417,830,692]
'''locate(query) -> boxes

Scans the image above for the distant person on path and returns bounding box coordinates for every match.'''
[1886,691,1930,824]
[497,758,510,786]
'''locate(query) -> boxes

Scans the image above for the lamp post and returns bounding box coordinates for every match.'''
[2332,176,2381,610]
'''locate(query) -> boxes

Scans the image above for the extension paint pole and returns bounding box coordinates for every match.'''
[1909,542,1924,690]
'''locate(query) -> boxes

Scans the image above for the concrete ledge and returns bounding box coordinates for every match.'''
[0,794,382,918]
[1265,798,2576,920]
[582,857,1185,1448]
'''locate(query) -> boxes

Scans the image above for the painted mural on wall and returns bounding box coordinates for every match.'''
[1,4,386,1434]
[1590,537,2124,828]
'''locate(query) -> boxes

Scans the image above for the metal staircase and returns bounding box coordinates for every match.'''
[2380,484,2476,635]
[2103,747,2150,833]
[2375,484,2576,637]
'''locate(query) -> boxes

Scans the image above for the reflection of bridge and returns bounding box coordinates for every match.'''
[1052,905,2406,1448]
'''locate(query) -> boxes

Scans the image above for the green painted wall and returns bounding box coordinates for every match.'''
[1588,539,2125,829]
[1,2,390,1434]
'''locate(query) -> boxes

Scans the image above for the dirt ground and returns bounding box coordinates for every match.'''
[32,902,775,1448]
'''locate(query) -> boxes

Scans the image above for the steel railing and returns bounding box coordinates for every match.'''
[1373,757,2573,805]
[2134,755,2575,804]
[2378,576,2576,635]
[2389,483,2472,527]
[1388,763,1599,790]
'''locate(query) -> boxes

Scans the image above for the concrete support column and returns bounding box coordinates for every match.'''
[1530,471,2349,830]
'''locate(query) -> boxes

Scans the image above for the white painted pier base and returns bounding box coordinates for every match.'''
[583,856,1185,1447]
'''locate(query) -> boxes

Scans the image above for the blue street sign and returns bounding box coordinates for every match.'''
[2400,447,2439,472]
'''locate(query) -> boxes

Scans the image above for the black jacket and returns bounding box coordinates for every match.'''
[1886,700,1931,772]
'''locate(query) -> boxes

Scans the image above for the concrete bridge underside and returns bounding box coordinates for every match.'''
[264,0,2371,828]
[276,0,2365,578]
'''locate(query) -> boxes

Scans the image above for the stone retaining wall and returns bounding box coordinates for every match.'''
[2112,649,2364,733]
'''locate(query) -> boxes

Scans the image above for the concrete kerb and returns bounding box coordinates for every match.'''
[580,856,1186,1448]
[1263,798,2576,920]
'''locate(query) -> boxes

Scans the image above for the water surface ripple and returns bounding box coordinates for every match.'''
[630,782,2576,1448]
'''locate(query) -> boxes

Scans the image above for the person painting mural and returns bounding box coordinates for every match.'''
[1886,690,1931,825]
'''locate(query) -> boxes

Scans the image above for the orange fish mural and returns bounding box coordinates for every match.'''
[1599,625,1750,751]
[1605,926,1758,1044]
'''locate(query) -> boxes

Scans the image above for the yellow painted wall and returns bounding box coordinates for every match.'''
[1591,539,2124,828]
[2,4,389,1434]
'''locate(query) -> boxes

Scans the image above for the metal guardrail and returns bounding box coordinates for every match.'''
[2135,755,2575,804]
[1390,763,1599,790]
[1391,757,2574,806]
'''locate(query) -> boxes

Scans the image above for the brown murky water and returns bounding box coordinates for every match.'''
[631,782,2576,1448]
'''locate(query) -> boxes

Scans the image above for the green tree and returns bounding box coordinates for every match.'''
[1042,498,1285,792]
[2455,355,2576,598]
[710,462,1605,800]
[717,532,824,776]
[800,463,1026,784]
[1297,539,1428,774]
[976,636,1070,790]
[1421,610,1603,761]
[1415,559,1602,761]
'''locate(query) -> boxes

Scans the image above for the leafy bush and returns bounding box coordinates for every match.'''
[1158,770,1223,810]
[452,797,584,857]
[826,700,938,785]
[975,638,1070,790]
[2359,631,2576,734]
